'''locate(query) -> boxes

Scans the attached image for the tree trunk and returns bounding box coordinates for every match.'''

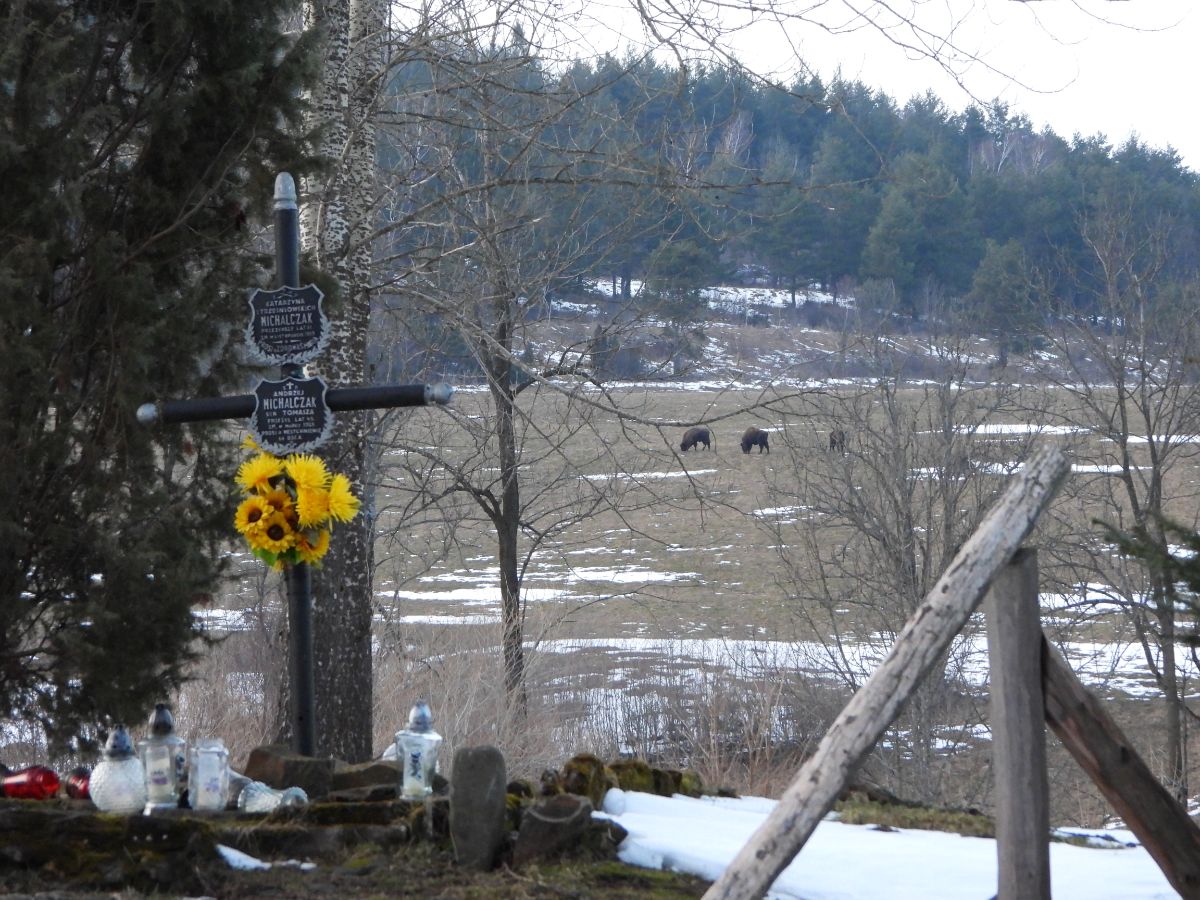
[1158,602,1186,801]
[488,317,528,712]
[287,0,382,762]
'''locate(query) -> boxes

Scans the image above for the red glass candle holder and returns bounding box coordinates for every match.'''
[1,766,61,800]
[65,766,91,800]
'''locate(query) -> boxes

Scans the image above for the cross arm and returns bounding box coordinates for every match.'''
[136,382,453,426]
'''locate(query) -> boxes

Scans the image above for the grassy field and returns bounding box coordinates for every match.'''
[185,319,1200,826]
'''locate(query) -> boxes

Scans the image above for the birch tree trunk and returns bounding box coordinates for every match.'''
[291,0,382,761]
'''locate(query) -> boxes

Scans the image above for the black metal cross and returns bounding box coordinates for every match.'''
[137,173,451,756]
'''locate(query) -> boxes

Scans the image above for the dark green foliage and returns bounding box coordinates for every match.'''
[0,0,316,752]
[966,239,1036,366]
[1103,518,1200,645]
[384,52,1197,353]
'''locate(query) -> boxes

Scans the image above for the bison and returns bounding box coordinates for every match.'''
[741,426,770,454]
[828,428,848,454]
[681,426,712,452]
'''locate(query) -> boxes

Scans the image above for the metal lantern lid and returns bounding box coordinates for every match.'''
[406,700,434,732]
[148,703,176,738]
[104,725,136,760]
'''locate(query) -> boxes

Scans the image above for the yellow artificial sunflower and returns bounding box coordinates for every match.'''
[295,528,331,564]
[327,473,361,523]
[234,495,272,535]
[237,453,283,494]
[249,510,295,555]
[285,453,331,492]
[260,487,295,516]
[296,485,331,528]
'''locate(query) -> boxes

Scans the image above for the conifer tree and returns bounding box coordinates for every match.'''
[0,0,315,752]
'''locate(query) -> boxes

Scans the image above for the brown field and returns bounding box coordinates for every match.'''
[187,324,1200,826]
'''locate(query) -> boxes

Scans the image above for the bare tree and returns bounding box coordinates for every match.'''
[1032,199,1200,801]
[758,312,1037,804]
[368,15,736,711]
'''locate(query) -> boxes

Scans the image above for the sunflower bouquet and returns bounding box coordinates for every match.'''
[233,439,360,568]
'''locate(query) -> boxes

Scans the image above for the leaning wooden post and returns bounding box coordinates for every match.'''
[1042,637,1200,896]
[703,446,1070,900]
[985,548,1050,900]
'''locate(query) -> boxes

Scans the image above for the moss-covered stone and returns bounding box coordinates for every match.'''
[0,803,224,895]
[677,769,704,798]
[561,753,616,808]
[504,792,527,833]
[609,758,655,793]
[651,768,681,797]
[539,768,564,796]
[506,778,534,799]
[406,795,450,843]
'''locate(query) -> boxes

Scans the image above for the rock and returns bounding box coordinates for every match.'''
[449,745,508,871]
[651,767,680,796]
[678,769,705,798]
[511,793,593,867]
[561,753,617,808]
[610,759,654,793]
[407,795,450,841]
[243,744,333,800]
[325,783,398,803]
[539,768,563,795]
[331,759,402,792]
[577,817,629,860]
[506,778,533,798]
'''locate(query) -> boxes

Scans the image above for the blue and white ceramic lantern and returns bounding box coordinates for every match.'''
[394,700,443,799]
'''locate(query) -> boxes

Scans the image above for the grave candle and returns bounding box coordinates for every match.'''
[394,700,443,799]
[138,703,186,812]
[187,738,230,811]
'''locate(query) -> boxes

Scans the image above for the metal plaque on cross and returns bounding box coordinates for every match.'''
[246,284,330,365]
[250,376,334,455]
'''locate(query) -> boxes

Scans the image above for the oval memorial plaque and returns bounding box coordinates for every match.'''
[250,376,334,455]
[246,284,330,365]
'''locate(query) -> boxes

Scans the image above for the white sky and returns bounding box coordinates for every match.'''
[777,1,1200,170]
[570,0,1199,171]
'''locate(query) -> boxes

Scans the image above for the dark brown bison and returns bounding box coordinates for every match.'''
[681,426,712,452]
[828,428,848,454]
[741,426,770,454]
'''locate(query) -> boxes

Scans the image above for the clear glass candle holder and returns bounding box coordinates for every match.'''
[394,700,443,799]
[187,738,230,811]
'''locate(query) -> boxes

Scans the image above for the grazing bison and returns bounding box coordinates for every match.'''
[828,428,848,454]
[741,426,770,454]
[681,426,712,452]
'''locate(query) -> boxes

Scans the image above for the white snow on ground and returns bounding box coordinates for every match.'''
[598,789,1176,900]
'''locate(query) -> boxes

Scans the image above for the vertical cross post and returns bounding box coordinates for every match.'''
[273,174,316,757]
[137,172,453,758]
[984,547,1050,900]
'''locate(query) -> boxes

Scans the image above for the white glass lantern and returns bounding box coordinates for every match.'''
[187,738,230,811]
[236,780,308,813]
[90,725,147,814]
[394,700,443,799]
[138,703,186,812]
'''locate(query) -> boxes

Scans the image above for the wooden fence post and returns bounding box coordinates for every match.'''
[985,547,1050,900]
[702,445,1071,900]
[1042,637,1200,897]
